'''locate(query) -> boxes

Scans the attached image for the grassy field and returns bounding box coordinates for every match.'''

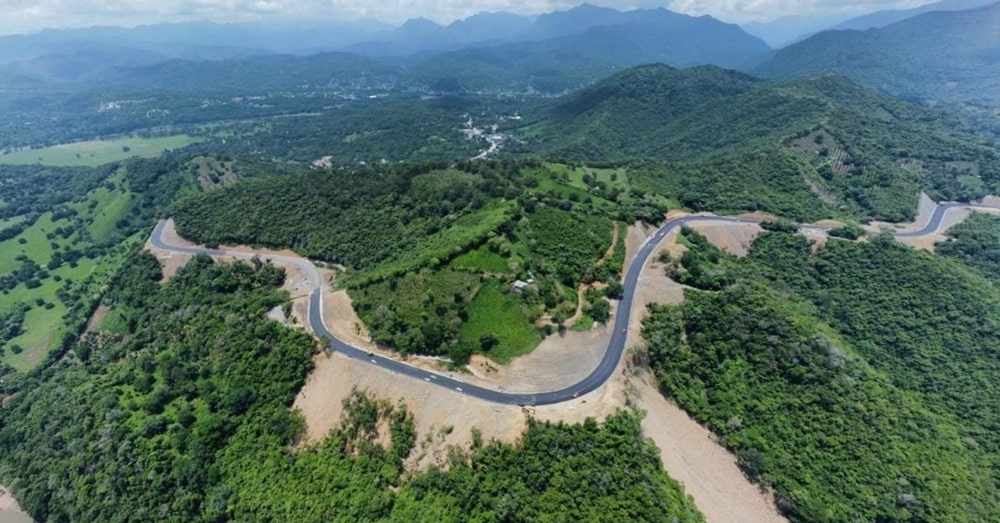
[69,169,136,242]
[0,213,66,273]
[0,179,137,369]
[0,135,200,167]
[1,258,99,371]
[0,215,26,230]
[450,245,510,273]
[459,281,541,363]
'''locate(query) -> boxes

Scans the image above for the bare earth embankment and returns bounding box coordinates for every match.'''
[0,486,32,523]
[625,220,788,523]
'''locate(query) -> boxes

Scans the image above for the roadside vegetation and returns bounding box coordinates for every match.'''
[641,228,1000,521]
[0,252,704,522]
[936,211,1000,279]
[2,59,1000,523]
[173,160,639,362]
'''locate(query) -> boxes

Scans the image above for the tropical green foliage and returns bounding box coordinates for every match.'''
[0,253,703,522]
[515,66,1000,221]
[174,161,624,359]
[173,162,519,276]
[936,211,1000,279]
[642,231,1000,521]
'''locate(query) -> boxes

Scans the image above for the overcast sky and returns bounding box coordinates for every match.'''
[0,0,935,35]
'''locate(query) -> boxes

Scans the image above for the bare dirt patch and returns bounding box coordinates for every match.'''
[0,485,31,523]
[624,220,658,278]
[81,304,108,339]
[626,224,787,523]
[321,287,376,352]
[977,195,1000,208]
[686,221,762,257]
[467,322,612,393]
[634,374,788,523]
[868,192,936,234]
[294,352,527,470]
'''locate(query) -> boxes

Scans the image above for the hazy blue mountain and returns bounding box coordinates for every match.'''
[0,20,390,65]
[831,0,996,30]
[754,2,1000,105]
[112,51,400,93]
[444,12,534,43]
[741,12,858,48]
[405,8,769,92]
[525,3,627,39]
[393,17,444,38]
[2,48,168,83]
[345,13,527,55]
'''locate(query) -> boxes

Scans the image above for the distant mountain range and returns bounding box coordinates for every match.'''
[0,4,769,94]
[743,0,994,47]
[402,6,769,92]
[829,0,996,31]
[2,1,999,109]
[755,2,1000,105]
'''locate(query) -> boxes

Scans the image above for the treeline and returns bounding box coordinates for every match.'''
[173,160,535,273]
[629,153,835,223]
[0,163,116,219]
[936,211,1000,279]
[0,252,704,522]
[515,67,1000,221]
[641,229,1000,520]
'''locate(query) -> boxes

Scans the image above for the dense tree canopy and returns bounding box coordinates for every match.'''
[642,230,1000,521]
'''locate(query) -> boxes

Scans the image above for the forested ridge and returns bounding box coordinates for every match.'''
[641,228,1000,521]
[0,251,704,522]
[173,160,646,361]
[514,66,1000,221]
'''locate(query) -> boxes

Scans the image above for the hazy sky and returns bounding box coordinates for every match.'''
[0,0,935,35]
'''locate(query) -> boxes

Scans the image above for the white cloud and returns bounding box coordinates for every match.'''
[0,0,936,35]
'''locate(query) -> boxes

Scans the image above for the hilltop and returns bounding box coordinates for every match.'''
[512,64,1000,221]
[754,2,1000,106]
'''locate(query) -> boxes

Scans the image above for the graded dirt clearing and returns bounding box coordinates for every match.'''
[624,221,787,523]
[686,221,762,257]
[868,192,936,233]
[145,219,312,328]
[156,216,784,521]
[894,207,1000,252]
[466,322,612,392]
[634,374,787,523]
[293,337,636,471]
[0,485,31,523]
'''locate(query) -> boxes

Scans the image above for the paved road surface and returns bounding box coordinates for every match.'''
[149,201,990,406]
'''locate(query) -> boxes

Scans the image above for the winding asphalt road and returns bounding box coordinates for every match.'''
[149,201,993,406]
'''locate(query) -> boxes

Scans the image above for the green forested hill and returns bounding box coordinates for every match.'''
[514,66,1000,220]
[173,160,643,360]
[754,2,1000,106]
[642,229,1000,521]
[0,251,704,522]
